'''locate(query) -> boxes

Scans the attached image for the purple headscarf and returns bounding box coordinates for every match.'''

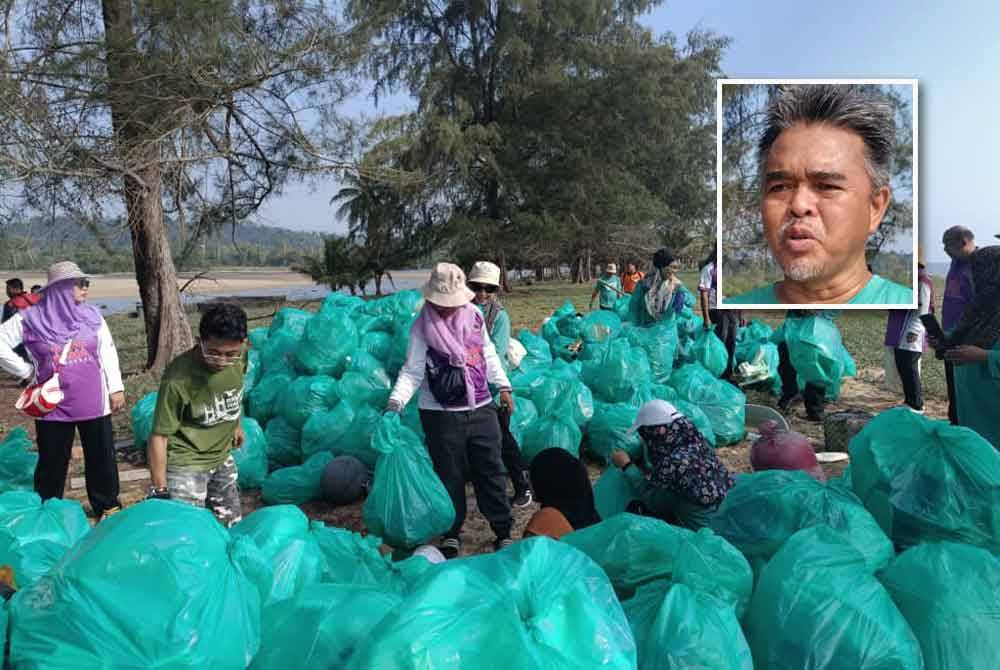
[416,302,483,408]
[22,279,102,345]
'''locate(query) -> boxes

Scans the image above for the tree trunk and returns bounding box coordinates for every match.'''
[102,0,193,372]
[374,273,383,296]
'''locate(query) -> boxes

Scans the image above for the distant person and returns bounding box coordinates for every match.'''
[0,261,124,520]
[385,263,514,557]
[3,279,41,363]
[621,262,644,294]
[523,448,600,540]
[933,246,1000,449]
[467,260,533,508]
[724,85,912,305]
[147,304,248,527]
[589,263,622,312]
[941,225,977,424]
[698,250,739,379]
[611,400,734,530]
[883,258,933,412]
[629,249,685,326]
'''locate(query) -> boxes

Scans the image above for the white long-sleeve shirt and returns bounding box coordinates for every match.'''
[389,319,512,412]
[897,280,933,354]
[0,313,125,415]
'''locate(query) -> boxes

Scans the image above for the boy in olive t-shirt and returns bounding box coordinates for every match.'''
[148,304,248,527]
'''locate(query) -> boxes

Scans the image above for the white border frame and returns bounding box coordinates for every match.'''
[715,78,919,310]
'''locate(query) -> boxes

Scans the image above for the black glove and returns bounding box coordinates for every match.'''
[146,486,171,501]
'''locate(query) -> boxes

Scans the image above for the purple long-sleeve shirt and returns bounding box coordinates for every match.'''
[942,258,974,333]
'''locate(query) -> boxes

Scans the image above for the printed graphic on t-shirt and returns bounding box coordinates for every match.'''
[198,388,243,426]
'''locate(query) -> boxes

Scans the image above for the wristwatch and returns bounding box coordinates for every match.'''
[147,486,171,500]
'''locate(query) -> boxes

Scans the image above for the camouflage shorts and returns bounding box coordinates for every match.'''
[167,455,242,528]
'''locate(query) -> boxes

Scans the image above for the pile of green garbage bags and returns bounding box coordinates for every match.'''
[0,428,38,492]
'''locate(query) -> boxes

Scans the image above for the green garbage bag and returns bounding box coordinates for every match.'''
[302,402,354,461]
[248,327,269,350]
[234,417,268,489]
[251,584,401,670]
[506,395,537,446]
[690,329,729,378]
[338,370,392,408]
[360,330,393,361]
[247,370,294,424]
[131,391,157,451]
[9,500,262,669]
[710,470,894,575]
[362,414,455,549]
[261,452,334,505]
[385,320,414,377]
[586,402,644,464]
[280,375,338,430]
[564,514,751,611]
[850,407,1000,553]
[0,427,38,492]
[517,329,553,363]
[520,415,582,464]
[0,491,90,589]
[781,313,854,399]
[243,348,261,395]
[295,308,358,376]
[312,524,399,588]
[259,327,301,375]
[623,581,753,670]
[738,319,773,344]
[582,340,653,404]
[744,525,923,670]
[230,506,327,605]
[399,399,426,442]
[527,372,593,427]
[624,320,678,386]
[879,541,1000,670]
[593,468,642,520]
[614,293,632,321]
[264,416,302,469]
[669,363,746,445]
[349,537,637,670]
[580,310,623,343]
[269,307,312,337]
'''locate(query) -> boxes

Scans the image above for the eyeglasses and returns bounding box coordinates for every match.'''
[200,341,244,362]
[74,278,90,289]
[468,282,498,294]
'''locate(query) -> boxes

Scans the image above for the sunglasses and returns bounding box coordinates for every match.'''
[468,282,498,294]
[74,278,90,289]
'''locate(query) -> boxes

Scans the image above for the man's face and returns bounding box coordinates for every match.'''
[761,123,890,283]
[943,235,975,260]
[5,286,18,299]
[627,264,636,274]
[200,336,245,372]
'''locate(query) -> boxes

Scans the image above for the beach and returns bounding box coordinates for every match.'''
[0,268,430,301]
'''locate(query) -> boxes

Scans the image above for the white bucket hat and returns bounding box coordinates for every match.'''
[606,263,618,274]
[43,260,88,290]
[627,399,682,435]
[422,263,475,308]
[468,261,502,287]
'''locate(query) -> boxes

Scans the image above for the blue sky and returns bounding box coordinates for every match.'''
[256,0,1000,262]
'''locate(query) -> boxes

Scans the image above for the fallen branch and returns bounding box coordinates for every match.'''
[178,271,218,294]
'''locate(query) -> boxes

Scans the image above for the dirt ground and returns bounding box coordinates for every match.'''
[0,368,948,556]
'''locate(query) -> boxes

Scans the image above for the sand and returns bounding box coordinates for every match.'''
[0,268,432,300]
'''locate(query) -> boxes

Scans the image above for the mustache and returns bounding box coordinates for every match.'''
[778,218,827,242]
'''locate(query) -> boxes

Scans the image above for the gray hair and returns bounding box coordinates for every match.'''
[758,85,896,199]
[943,225,974,243]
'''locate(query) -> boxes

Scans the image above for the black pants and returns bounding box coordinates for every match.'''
[35,415,120,517]
[498,407,530,494]
[778,342,826,417]
[708,309,740,378]
[894,349,924,411]
[945,360,959,425]
[420,405,512,540]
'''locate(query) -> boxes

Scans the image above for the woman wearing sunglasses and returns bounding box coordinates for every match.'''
[468,261,533,508]
[0,261,124,520]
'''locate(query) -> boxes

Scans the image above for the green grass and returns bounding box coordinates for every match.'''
[107,272,943,440]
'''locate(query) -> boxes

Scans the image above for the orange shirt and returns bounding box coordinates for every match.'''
[622,271,644,294]
[524,507,574,540]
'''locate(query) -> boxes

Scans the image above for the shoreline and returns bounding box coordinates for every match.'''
[0,268,431,301]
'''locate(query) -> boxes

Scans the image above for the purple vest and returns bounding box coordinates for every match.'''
[23,327,106,422]
[942,259,973,333]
